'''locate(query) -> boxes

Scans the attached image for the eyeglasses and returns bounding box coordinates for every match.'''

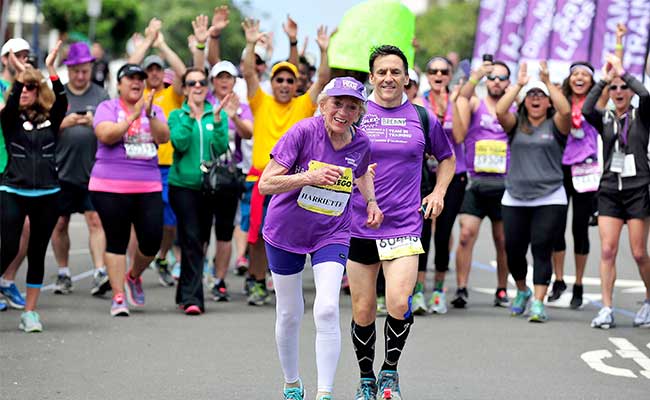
[609,84,629,91]
[427,68,450,76]
[274,77,295,85]
[487,74,509,81]
[23,82,38,91]
[526,90,546,98]
[185,79,208,87]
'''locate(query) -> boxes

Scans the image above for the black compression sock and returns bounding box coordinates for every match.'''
[381,314,414,372]
[351,320,377,379]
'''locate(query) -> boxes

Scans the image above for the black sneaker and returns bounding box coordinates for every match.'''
[547,280,566,302]
[54,274,73,294]
[570,284,583,309]
[211,280,230,302]
[493,288,509,307]
[450,288,468,308]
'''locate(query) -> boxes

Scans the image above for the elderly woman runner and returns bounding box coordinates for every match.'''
[258,77,382,400]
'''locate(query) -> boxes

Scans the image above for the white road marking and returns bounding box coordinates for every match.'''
[581,349,637,378]
[610,338,650,379]
[580,338,650,379]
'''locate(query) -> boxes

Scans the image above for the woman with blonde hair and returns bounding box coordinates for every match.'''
[0,41,67,332]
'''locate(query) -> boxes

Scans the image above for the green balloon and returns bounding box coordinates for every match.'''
[329,0,415,73]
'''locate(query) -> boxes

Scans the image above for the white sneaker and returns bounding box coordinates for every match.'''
[19,311,43,332]
[633,301,650,328]
[591,307,615,329]
[427,291,448,314]
[412,291,427,315]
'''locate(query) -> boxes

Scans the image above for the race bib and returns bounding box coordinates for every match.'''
[571,162,600,193]
[297,160,353,216]
[124,142,157,160]
[474,139,507,173]
[621,154,636,178]
[376,236,424,261]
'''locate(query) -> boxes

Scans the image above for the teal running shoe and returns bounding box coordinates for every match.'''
[412,291,427,315]
[427,290,447,314]
[528,299,548,322]
[377,370,401,399]
[354,378,377,400]
[510,288,532,316]
[19,311,43,333]
[283,379,304,400]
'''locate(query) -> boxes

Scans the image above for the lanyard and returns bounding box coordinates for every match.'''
[571,97,586,129]
[429,92,448,122]
[119,98,142,137]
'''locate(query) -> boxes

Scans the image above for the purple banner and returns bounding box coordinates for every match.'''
[624,0,650,78]
[520,0,557,62]
[549,0,596,62]
[495,0,528,72]
[589,0,628,75]
[471,0,507,69]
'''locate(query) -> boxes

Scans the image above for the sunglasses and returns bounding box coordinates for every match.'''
[609,84,628,91]
[23,82,38,91]
[274,77,295,85]
[487,74,509,81]
[427,68,450,76]
[526,90,547,98]
[255,58,266,66]
[185,79,208,87]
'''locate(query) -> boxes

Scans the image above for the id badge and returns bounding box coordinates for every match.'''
[621,154,637,178]
[610,151,625,174]
[376,236,424,261]
[570,128,585,139]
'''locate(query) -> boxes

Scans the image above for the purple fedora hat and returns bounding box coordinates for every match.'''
[63,42,95,66]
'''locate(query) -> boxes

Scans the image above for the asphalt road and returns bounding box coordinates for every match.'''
[2,214,650,399]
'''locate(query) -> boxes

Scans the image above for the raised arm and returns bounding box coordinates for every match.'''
[283,15,299,67]
[241,18,263,100]
[144,90,169,144]
[308,26,331,104]
[128,18,160,64]
[45,41,68,131]
[459,61,493,100]
[540,61,570,135]
[153,32,186,95]
[453,96,474,143]
[207,5,230,66]
[191,15,209,69]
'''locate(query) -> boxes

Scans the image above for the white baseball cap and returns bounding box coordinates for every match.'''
[210,61,239,78]
[521,81,550,97]
[1,38,30,56]
[241,44,268,62]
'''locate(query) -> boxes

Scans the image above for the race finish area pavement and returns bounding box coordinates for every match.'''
[1,215,649,399]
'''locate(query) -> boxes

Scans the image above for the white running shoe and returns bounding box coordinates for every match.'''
[633,301,650,328]
[591,307,615,329]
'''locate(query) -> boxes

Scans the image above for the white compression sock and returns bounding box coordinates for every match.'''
[271,271,304,384]
[312,261,345,393]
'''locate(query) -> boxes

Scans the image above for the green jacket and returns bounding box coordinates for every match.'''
[168,101,229,190]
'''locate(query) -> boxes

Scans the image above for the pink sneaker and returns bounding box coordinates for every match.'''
[124,272,145,307]
[111,293,130,317]
[184,305,202,315]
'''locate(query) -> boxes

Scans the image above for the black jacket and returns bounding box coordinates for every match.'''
[1,79,67,189]
[582,73,650,191]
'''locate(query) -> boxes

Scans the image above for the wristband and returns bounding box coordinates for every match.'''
[147,111,156,119]
[469,76,479,85]
[196,42,206,50]
[289,39,298,46]
[366,198,377,205]
[615,44,623,50]
[210,34,221,40]
[50,75,59,81]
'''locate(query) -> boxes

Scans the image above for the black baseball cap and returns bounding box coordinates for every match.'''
[117,63,148,81]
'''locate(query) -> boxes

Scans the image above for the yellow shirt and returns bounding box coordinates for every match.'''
[145,86,184,166]
[248,87,316,178]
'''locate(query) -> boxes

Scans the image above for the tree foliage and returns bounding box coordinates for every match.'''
[42,0,141,55]
[414,0,479,69]
[138,0,246,65]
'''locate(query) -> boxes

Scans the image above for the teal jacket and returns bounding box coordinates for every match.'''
[168,101,229,190]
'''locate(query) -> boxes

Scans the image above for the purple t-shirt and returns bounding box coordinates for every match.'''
[423,92,467,174]
[562,116,598,165]
[262,116,371,254]
[89,98,166,193]
[351,100,454,239]
[464,100,511,178]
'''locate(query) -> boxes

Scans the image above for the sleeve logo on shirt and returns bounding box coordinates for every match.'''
[345,152,360,168]
[381,117,406,126]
